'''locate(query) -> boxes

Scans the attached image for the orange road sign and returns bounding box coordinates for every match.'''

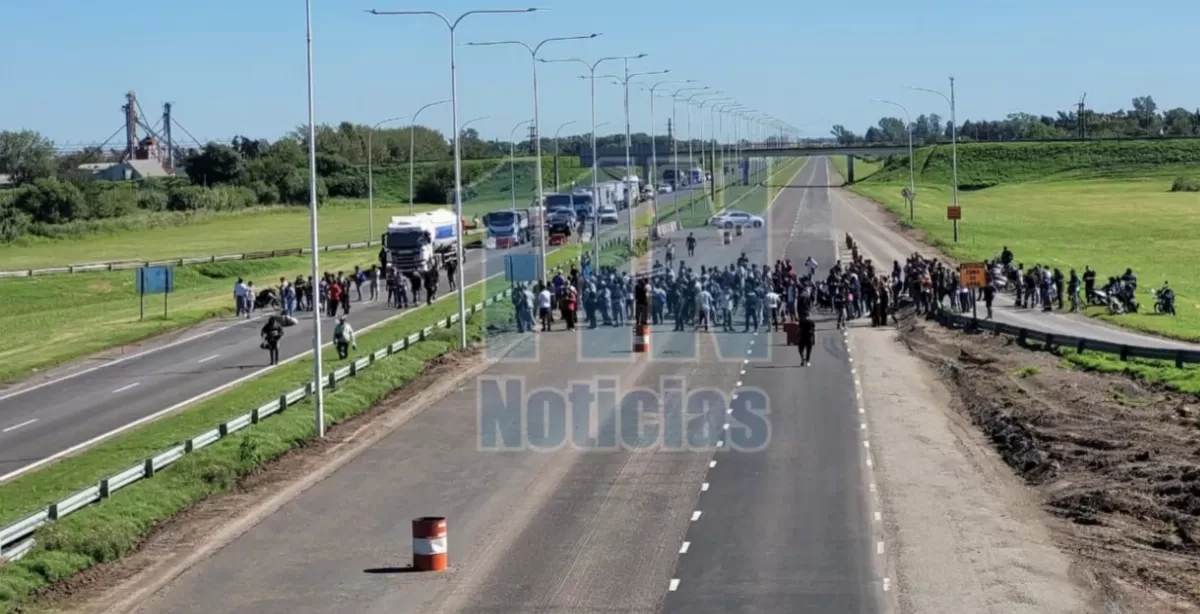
[959,262,987,288]
[946,205,962,220]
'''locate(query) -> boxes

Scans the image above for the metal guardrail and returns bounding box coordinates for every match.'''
[933,310,1200,368]
[0,230,488,279]
[0,234,636,565]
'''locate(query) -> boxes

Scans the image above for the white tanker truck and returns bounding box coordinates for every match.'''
[382,209,462,274]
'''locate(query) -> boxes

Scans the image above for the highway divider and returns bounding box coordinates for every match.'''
[0,230,487,279]
[0,235,636,573]
[933,310,1200,367]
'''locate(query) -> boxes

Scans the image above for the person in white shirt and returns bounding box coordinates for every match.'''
[804,256,818,279]
[234,279,247,317]
[538,287,554,331]
[765,289,781,331]
[695,287,712,332]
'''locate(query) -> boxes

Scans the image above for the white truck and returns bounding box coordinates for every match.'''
[382,209,461,273]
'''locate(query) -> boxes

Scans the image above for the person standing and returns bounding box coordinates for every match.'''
[260,315,284,365]
[982,281,995,320]
[797,313,815,367]
[446,259,458,291]
[538,285,554,331]
[234,278,247,317]
[339,277,352,315]
[326,278,342,318]
[333,316,356,359]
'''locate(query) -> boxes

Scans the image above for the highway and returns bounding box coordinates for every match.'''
[0,184,706,481]
[127,158,886,613]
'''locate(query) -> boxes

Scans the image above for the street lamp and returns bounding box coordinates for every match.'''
[466,34,599,280]
[367,6,541,349]
[509,118,533,211]
[662,86,707,194]
[406,100,449,214]
[595,68,669,264]
[303,0,324,438]
[552,120,578,190]
[909,77,958,242]
[367,115,404,243]
[873,98,916,221]
[540,53,646,271]
[683,90,720,221]
[639,79,694,219]
[697,96,732,209]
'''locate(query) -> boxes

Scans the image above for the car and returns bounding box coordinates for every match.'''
[598,205,620,225]
[657,184,673,194]
[708,210,764,229]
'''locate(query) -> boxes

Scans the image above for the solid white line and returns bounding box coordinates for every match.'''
[112,382,141,394]
[701,482,709,492]
[709,460,717,468]
[679,542,690,554]
[198,354,219,363]
[2,419,37,434]
[690,511,702,521]
[669,579,681,592]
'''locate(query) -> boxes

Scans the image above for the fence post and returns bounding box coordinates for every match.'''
[1120,346,1130,361]
[1177,352,1185,369]
[350,361,357,377]
[144,458,155,479]
[251,408,260,425]
[100,479,111,499]
[329,372,337,390]
[279,394,288,412]
[1044,334,1055,350]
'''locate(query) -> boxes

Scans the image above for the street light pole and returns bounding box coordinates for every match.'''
[369,6,540,349]
[541,54,646,272]
[683,90,719,222]
[552,120,578,191]
[874,98,916,221]
[467,35,599,281]
[367,115,404,243]
[664,86,707,200]
[509,119,533,211]
[406,100,449,214]
[303,0,324,438]
[642,80,694,220]
[909,77,960,241]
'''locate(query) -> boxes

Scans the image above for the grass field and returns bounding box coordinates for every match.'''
[0,238,640,614]
[0,248,382,383]
[829,155,882,183]
[843,140,1200,342]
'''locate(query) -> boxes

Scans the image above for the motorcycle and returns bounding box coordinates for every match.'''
[1152,288,1176,315]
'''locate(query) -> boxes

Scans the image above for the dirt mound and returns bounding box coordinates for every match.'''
[896,309,1200,611]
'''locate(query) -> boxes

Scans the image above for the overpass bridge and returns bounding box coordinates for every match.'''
[578,142,909,183]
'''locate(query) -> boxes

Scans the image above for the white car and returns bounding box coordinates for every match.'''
[709,210,764,229]
[599,205,620,225]
[657,184,673,194]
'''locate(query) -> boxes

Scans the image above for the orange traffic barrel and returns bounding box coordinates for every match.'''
[632,324,650,353]
[722,230,732,245]
[412,516,448,571]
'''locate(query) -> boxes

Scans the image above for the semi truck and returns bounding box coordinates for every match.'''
[482,209,530,248]
[382,209,461,273]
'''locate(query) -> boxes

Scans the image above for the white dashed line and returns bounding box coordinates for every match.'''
[701,482,710,492]
[884,577,891,592]
[726,408,733,414]
[679,542,691,554]
[709,460,717,468]
[112,382,141,394]
[877,541,885,555]
[691,511,702,521]
[874,512,882,522]
[198,354,219,363]
[870,482,876,493]
[2,419,37,434]
[735,380,742,387]
[860,423,867,430]
[669,578,681,591]
[722,423,730,430]
[863,441,870,448]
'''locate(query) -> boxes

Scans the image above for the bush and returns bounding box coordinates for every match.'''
[14,178,86,224]
[326,172,368,198]
[166,185,210,212]
[137,189,169,212]
[87,187,139,219]
[0,194,31,242]
[1171,174,1200,192]
[279,168,328,205]
[248,180,279,205]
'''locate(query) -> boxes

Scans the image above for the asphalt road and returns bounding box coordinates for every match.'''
[128,167,816,613]
[0,185,710,479]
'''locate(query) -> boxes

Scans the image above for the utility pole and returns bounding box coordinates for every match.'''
[163,103,174,169]
[1078,93,1087,139]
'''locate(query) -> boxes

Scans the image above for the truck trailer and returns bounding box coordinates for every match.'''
[382,209,461,273]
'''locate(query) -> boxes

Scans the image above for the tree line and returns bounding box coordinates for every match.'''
[830,95,1200,145]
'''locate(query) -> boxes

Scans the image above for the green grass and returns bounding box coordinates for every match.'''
[829,156,883,183]
[1060,350,1200,394]
[846,141,1200,343]
[0,237,642,614]
[461,157,588,215]
[0,249,384,384]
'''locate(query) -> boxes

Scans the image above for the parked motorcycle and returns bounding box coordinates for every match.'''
[1153,287,1176,315]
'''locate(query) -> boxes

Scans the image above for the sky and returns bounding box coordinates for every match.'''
[3,0,1199,146]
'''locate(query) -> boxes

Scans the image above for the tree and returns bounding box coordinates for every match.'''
[0,130,56,185]
[830,125,858,145]
[877,117,906,142]
[14,178,85,224]
[184,143,245,186]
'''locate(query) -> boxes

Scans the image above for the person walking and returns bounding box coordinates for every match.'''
[333,316,356,359]
[797,314,815,367]
[538,285,554,331]
[260,315,285,365]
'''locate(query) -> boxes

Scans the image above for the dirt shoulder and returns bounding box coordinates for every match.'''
[871,309,1200,613]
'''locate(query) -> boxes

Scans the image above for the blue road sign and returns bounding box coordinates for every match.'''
[136,266,174,294]
[504,254,540,282]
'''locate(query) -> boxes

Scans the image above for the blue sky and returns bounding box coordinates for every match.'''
[3,0,1198,145]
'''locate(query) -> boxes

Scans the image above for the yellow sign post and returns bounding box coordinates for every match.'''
[959,262,987,321]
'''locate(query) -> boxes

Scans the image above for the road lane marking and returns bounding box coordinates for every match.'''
[112,382,141,394]
[2,419,37,433]
[877,541,885,554]
[884,577,891,591]
[700,482,709,492]
[198,354,219,363]
[679,542,690,554]
[875,512,882,522]
[669,579,680,591]
[722,423,729,430]
[709,460,716,468]
[690,511,701,521]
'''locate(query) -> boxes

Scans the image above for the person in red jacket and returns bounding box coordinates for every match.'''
[327,280,342,318]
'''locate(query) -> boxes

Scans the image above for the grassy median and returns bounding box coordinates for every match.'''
[0,239,641,613]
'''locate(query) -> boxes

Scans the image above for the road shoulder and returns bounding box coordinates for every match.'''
[850,322,1104,614]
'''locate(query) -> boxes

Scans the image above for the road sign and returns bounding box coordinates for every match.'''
[136,266,174,320]
[959,262,987,289]
[946,205,962,220]
[504,253,540,282]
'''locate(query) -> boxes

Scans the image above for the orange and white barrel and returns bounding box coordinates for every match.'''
[412,516,448,571]
[722,230,732,245]
[632,324,650,353]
